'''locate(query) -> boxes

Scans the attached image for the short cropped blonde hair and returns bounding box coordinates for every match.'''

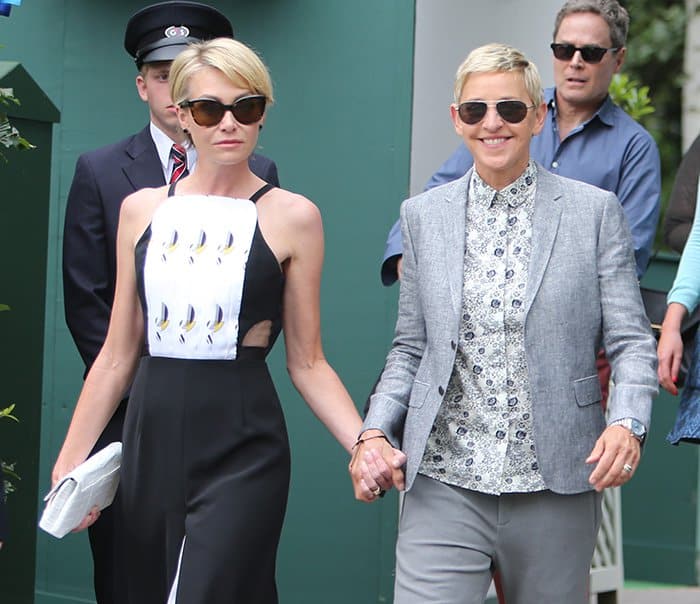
[170,37,274,107]
[454,43,543,106]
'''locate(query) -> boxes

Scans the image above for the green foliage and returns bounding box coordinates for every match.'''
[0,87,34,161]
[0,307,18,500]
[608,73,655,121]
[0,404,19,501]
[0,404,17,423]
[620,0,687,250]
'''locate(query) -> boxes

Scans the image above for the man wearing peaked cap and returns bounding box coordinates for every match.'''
[62,3,279,602]
[124,1,233,68]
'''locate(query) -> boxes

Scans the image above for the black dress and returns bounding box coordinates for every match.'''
[121,183,290,603]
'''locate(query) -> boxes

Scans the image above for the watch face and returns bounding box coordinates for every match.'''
[630,419,646,436]
[615,418,646,441]
[626,419,647,441]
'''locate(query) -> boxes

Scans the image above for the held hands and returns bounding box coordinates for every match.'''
[586,425,641,492]
[348,430,407,502]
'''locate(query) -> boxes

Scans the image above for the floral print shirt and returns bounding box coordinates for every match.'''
[420,161,547,494]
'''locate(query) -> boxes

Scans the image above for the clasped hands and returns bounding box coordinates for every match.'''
[348,429,407,502]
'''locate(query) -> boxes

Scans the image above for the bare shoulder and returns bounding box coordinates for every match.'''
[119,186,168,241]
[265,188,322,230]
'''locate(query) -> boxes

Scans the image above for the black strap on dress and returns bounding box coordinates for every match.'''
[168,181,274,202]
[249,183,274,203]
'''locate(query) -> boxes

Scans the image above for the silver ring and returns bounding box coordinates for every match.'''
[622,463,633,474]
[370,486,382,496]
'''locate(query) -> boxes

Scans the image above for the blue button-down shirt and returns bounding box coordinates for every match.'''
[381,87,661,283]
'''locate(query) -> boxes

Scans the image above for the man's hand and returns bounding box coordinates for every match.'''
[586,425,641,492]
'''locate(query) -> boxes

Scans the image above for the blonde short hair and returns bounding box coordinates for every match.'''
[453,43,543,107]
[170,37,274,107]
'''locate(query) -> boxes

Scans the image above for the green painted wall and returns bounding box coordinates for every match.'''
[0,1,414,602]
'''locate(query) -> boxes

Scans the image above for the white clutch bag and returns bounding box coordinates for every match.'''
[39,442,122,539]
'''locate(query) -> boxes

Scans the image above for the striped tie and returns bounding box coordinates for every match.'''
[169,143,188,184]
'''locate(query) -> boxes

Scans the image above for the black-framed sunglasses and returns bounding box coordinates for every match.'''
[456,100,535,125]
[179,95,267,127]
[550,43,619,64]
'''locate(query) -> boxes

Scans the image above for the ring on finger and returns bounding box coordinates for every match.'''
[622,463,633,474]
[370,485,382,496]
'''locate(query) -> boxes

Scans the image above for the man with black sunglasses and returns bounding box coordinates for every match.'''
[62,3,278,603]
[380,0,660,287]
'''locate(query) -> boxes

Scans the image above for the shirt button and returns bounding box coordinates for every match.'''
[451,340,456,350]
[438,386,445,396]
[551,161,559,168]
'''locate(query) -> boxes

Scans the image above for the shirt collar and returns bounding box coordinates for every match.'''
[547,86,615,128]
[469,160,538,209]
[149,122,197,177]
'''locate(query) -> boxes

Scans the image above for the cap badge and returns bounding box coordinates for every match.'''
[164,25,190,38]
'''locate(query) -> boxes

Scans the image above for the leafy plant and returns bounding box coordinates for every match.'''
[0,87,34,161]
[1,405,19,500]
[621,0,687,250]
[0,305,18,501]
[608,73,655,121]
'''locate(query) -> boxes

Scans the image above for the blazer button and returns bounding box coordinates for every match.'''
[438,386,444,396]
[451,340,456,350]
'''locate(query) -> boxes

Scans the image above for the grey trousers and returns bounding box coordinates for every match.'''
[394,474,602,604]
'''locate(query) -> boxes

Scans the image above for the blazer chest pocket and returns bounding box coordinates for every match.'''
[408,380,430,408]
[573,375,602,407]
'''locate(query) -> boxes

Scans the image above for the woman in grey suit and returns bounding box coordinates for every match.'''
[349,43,657,604]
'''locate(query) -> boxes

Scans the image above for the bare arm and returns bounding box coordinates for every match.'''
[280,195,362,454]
[52,192,150,486]
[657,302,688,395]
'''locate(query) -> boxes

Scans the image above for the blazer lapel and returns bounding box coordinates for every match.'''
[123,126,167,191]
[525,166,563,314]
[438,172,470,317]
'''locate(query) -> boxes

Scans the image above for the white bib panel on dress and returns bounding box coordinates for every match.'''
[143,195,257,360]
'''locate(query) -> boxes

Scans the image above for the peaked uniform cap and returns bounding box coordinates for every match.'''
[124,1,233,68]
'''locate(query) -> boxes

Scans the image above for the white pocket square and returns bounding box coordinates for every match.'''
[39,442,122,539]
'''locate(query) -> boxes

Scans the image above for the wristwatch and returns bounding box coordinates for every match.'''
[610,418,647,445]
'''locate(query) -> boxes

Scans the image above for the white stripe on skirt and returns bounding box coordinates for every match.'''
[166,535,186,603]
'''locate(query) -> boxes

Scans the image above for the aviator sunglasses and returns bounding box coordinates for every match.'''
[457,100,535,125]
[550,43,619,64]
[179,95,267,127]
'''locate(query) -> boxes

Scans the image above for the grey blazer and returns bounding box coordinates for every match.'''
[365,164,658,494]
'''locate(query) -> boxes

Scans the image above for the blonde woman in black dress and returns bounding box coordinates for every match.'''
[51,37,395,603]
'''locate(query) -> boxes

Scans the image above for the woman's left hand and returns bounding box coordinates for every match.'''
[71,505,101,533]
[585,425,641,492]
